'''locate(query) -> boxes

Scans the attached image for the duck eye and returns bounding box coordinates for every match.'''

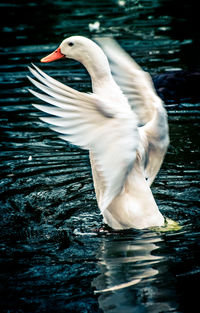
[68,42,74,47]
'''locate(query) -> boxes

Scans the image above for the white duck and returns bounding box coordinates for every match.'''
[28,36,169,230]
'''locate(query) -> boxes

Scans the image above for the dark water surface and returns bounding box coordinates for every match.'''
[0,0,200,312]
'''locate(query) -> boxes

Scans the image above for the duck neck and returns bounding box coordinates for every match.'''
[80,48,125,100]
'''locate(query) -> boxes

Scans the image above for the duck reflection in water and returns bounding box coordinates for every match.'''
[92,231,178,313]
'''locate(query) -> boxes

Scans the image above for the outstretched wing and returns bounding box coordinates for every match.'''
[28,65,139,212]
[95,37,160,125]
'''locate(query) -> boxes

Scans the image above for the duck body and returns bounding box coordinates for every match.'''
[28,36,169,230]
[90,98,168,229]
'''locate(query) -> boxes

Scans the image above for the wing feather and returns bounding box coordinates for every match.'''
[28,65,139,212]
[94,37,159,125]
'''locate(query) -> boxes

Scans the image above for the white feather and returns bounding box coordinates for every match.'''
[28,36,169,229]
[29,65,139,211]
[94,37,160,125]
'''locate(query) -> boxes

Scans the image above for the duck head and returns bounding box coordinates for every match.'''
[41,36,86,63]
[40,36,111,81]
[41,36,105,63]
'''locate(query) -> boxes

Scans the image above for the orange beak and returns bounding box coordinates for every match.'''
[40,47,65,63]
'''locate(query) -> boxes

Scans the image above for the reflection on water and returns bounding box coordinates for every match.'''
[92,231,177,313]
[92,224,200,313]
[0,0,200,312]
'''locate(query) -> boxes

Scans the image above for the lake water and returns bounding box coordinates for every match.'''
[0,0,200,312]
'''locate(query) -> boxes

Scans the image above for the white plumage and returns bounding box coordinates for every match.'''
[28,36,169,229]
